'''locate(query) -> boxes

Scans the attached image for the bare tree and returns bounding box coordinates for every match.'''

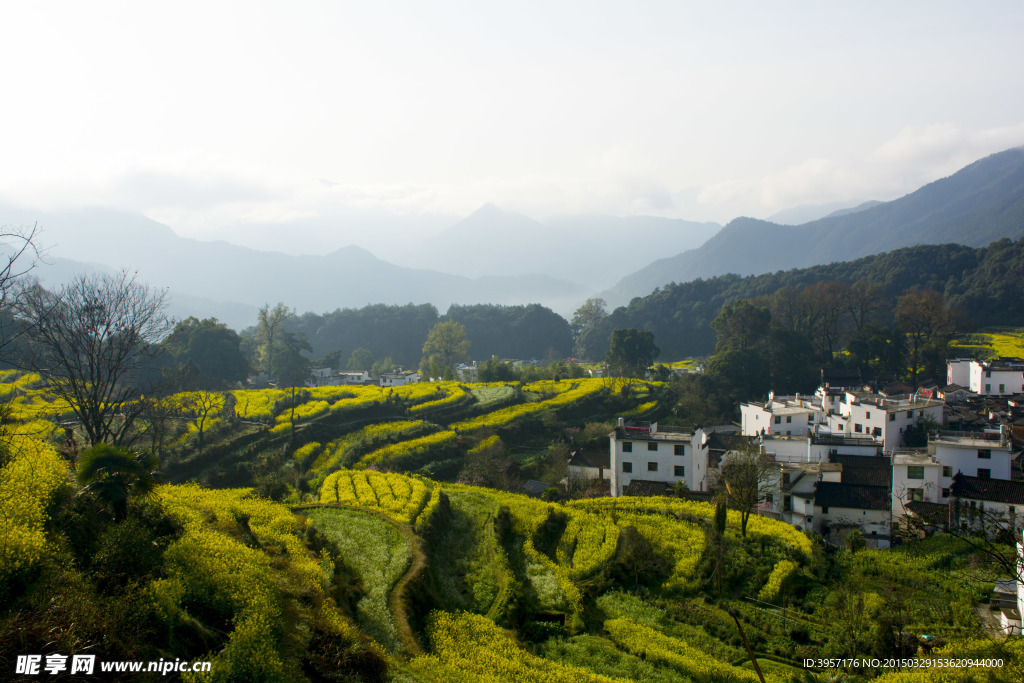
[20,271,171,446]
[720,443,779,537]
[173,390,225,455]
[0,223,43,356]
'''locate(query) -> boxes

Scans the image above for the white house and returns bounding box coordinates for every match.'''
[758,434,879,464]
[933,429,1012,480]
[968,358,1024,396]
[813,481,892,548]
[832,391,944,452]
[380,371,419,387]
[892,452,945,518]
[948,358,1024,396]
[740,392,820,438]
[609,420,709,497]
[567,448,611,486]
[947,358,974,388]
[762,462,842,532]
[949,473,1024,537]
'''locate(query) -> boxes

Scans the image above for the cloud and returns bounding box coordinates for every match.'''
[695,122,1024,219]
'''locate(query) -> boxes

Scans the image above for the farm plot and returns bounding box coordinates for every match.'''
[303,507,412,653]
[318,469,432,525]
[429,492,514,617]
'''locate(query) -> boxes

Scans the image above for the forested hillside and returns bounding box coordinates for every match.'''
[580,237,1024,361]
[606,147,1024,303]
[278,303,574,367]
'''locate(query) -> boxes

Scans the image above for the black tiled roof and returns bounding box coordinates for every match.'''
[815,482,890,511]
[568,448,610,470]
[623,479,672,497]
[950,473,1024,505]
[522,480,552,496]
[830,454,893,487]
[906,500,949,525]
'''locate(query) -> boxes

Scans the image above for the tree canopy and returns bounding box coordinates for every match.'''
[422,320,470,380]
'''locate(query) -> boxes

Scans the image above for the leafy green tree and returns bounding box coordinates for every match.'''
[477,356,517,382]
[76,443,159,521]
[422,320,470,380]
[605,328,659,378]
[254,302,291,378]
[347,348,374,372]
[162,317,249,390]
[371,356,397,379]
[895,289,959,387]
[570,297,608,359]
[847,324,907,376]
[706,347,771,401]
[711,300,771,352]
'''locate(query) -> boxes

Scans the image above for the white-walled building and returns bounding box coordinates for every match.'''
[831,391,944,452]
[380,371,419,387]
[758,434,879,464]
[813,481,892,548]
[892,452,945,517]
[762,462,842,532]
[949,474,1024,537]
[947,358,974,388]
[948,357,1024,396]
[933,429,1013,480]
[609,420,709,497]
[740,393,820,438]
[744,385,944,453]
[968,358,1024,396]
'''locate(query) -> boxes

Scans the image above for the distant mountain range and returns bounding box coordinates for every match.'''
[403,203,720,290]
[5,146,1024,331]
[6,203,712,330]
[603,147,1024,306]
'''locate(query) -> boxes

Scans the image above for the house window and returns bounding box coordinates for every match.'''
[821,506,829,514]
[907,411,913,419]
[674,444,685,456]
[774,416,781,424]
[889,413,896,422]
[648,462,658,472]
[647,442,658,451]
[622,442,632,452]
[1011,506,1017,514]
[766,493,773,504]
[786,415,792,423]
[872,427,882,437]
[942,488,950,498]
[621,462,632,473]
[674,465,685,477]
[808,415,814,422]
[985,384,991,393]
[854,423,863,433]
[999,384,1006,393]
[907,466,925,479]
[977,468,991,479]
[985,370,992,378]
[942,466,952,477]
[978,449,991,459]
[784,495,792,511]
[866,411,871,419]
[909,489,924,502]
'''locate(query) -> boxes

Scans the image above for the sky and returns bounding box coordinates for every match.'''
[1,0,1023,254]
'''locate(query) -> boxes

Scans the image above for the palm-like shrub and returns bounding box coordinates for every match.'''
[76,444,158,521]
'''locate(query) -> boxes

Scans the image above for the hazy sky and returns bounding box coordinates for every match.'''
[2,1,1023,252]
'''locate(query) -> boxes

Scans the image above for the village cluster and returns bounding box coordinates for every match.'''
[566,357,1024,636]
